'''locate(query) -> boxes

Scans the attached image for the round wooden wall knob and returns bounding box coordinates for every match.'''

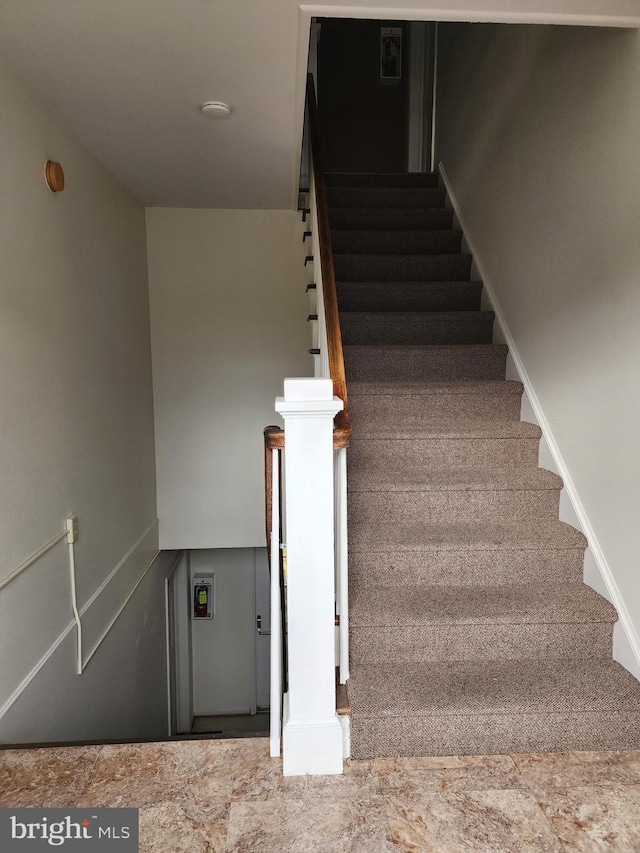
[45,160,65,193]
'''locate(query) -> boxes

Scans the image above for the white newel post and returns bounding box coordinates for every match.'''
[275,378,344,776]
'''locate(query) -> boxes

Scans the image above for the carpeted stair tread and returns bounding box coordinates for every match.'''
[348,517,587,553]
[349,417,541,441]
[349,380,524,397]
[348,659,640,718]
[350,623,616,668]
[337,280,482,312]
[330,208,454,231]
[348,436,542,472]
[344,344,508,381]
[327,186,446,208]
[349,488,562,525]
[350,583,617,627]
[349,379,524,424]
[356,717,640,759]
[349,550,588,589]
[325,172,440,188]
[334,253,472,282]
[349,713,640,759]
[348,466,562,493]
[341,311,494,346]
[331,229,462,255]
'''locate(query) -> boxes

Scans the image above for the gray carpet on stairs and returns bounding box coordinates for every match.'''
[341,311,495,346]
[344,344,507,381]
[327,186,445,208]
[330,208,454,231]
[331,228,463,255]
[329,171,640,759]
[337,280,482,312]
[334,253,473,282]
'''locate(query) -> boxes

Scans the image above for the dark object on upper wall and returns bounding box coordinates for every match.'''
[380,26,402,85]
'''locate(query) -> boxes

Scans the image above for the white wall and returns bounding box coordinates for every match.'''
[190,549,256,717]
[147,208,310,549]
[436,23,640,654]
[0,56,163,743]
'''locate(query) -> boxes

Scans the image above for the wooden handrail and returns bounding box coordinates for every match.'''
[306,73,351,440]
[262,74,351,460]
[263,426,283,563]
[262,82,350,715]
[264,427,349,451]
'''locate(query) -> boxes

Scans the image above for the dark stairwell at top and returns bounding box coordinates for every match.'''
[326,171,640,759]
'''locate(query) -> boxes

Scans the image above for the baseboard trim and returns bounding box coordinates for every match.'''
[439,160,640,681]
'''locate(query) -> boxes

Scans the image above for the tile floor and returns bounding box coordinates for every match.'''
[1,738,640,851]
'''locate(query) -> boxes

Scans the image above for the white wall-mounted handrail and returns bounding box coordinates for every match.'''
[1,526,83,675]
[0,530,67,592]
[1,517,158,678]
[68,536,83,675]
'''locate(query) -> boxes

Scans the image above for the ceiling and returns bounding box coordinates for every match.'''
[0,0,637,209]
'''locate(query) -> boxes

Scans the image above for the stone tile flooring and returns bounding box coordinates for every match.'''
[1,738,640,851]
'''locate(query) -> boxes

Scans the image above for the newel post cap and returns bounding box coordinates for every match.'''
[275,378,343,417]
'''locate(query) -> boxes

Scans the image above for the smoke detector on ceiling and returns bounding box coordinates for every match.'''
[200,101,231,118]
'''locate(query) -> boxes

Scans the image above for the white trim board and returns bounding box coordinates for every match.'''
[439,160,640,682]
[298,6,640,27]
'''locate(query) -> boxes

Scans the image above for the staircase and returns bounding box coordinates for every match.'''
[327,171,640,759]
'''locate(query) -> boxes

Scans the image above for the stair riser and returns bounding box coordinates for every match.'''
[330,208,453,230]
[341,313,494,346]
[326,173,440,188]
[331,230,462,255]
[348,549,586,588]
[350,713,640,759]
[348,489,561,523]
[337,282,482,313]
[348,391,522,426]
[344,347,507,382]
[350,623,614,664]
[348,437,540,470]
[327,187,445,208]
[334,254,472,282]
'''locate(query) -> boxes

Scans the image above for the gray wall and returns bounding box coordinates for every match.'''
[0,56,164,743]
[436,23,640,654]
